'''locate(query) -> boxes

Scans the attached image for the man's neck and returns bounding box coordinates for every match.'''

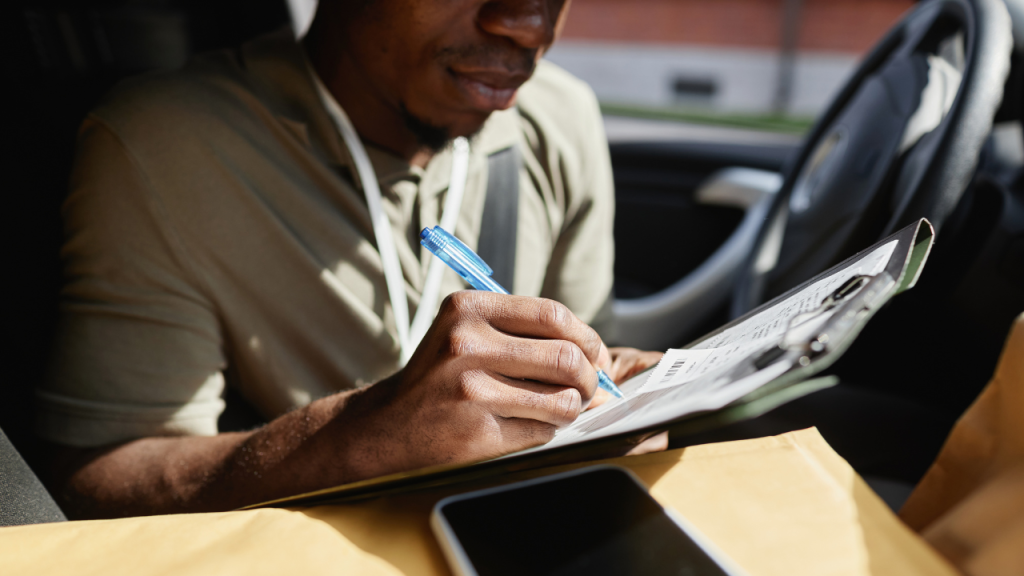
[303,31,435,168]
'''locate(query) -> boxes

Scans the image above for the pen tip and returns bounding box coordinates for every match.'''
[597,369,625,399]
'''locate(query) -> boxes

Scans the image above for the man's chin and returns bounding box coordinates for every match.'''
[400,103,453,153]
[401,104,491,153]
[446,113,493,142]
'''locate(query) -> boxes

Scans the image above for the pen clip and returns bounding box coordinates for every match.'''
[428,227,493,276]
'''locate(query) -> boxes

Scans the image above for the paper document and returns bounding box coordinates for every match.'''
[518,239,899,453]
[249,220,932,509]
[640,238,896,394]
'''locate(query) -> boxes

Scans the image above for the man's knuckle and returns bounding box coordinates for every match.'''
[555,389,582,423]
[586,331,603,359]
[455,371,487,403]
[438,293,458,316]
[554,341,583,374]
[440,291,479,318]
[446,328,475,358]
[537,299,569,329]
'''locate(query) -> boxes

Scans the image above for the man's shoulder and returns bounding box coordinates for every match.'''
[519,60,597,107]
[89,30,305,149]
[516,59,602,156]
[516,60,603,145]
[91,50,254,141]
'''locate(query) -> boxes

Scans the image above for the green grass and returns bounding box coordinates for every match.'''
[599,102,816,135]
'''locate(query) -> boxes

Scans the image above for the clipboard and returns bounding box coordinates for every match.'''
[248,218,934,509]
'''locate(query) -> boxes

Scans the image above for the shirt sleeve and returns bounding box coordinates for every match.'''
[37,118,227,448]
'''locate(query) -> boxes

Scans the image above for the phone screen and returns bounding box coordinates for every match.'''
[435,467,734,576]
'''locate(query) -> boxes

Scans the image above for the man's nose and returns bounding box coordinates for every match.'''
[477,0,562,50]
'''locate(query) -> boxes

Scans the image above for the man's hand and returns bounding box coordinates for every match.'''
[586,347,664,410]
[607,348,667,456]
[588,347,668,455]
[606,347,664,382]
[343,292,609,477]
[46,292,634,518]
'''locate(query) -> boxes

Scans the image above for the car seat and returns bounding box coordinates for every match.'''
[0,427,65,526]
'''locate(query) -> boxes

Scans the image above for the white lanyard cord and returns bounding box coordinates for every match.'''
[409,137,470,355]
[313,75,470,366]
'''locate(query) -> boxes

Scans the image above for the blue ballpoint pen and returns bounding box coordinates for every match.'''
[420,225,624,399]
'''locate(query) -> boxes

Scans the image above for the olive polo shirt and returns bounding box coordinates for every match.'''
[36,30,615,448]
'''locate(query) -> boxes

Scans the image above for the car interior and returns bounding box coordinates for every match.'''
[610,0,1024,506]
[610,0,1024,502]
[2,0,1024,526]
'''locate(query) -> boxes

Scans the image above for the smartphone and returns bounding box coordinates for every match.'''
[431,465,748,576]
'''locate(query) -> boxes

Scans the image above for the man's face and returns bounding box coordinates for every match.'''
[332,0,571,143]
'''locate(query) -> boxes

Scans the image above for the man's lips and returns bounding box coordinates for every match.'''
[448,68,530,112]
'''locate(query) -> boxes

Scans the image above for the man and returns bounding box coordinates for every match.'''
[37,0,662,519]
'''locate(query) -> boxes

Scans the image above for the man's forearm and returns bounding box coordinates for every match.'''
[48,387,375,519]
[45,295,664,520]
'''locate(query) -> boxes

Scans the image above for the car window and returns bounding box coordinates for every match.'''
[544,0,914,138]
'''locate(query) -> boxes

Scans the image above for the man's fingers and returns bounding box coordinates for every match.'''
[597,343,613,374]
[447,331,598,401]
[586,387,612,411]
[487,375,584,427]
[449,369,584,428]
[438,292,606,367]
[607,347,665,383]
[625,431,669,455]
[494,416,559,453]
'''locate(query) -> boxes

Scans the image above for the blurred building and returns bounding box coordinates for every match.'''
[547,0,915,116]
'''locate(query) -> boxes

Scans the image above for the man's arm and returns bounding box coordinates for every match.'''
[45,292,611,519]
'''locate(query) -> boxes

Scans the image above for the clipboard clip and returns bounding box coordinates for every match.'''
[753,271,896,370]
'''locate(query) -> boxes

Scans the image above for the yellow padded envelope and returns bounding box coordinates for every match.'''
[0,428,954,576]
[900,313,1024,574]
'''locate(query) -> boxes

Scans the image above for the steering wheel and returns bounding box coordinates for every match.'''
[732,0,1013,316]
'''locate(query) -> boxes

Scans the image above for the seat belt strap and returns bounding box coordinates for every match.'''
[478,145,521,291]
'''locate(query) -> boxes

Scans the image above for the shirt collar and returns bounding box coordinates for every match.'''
[239,28,355,172]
